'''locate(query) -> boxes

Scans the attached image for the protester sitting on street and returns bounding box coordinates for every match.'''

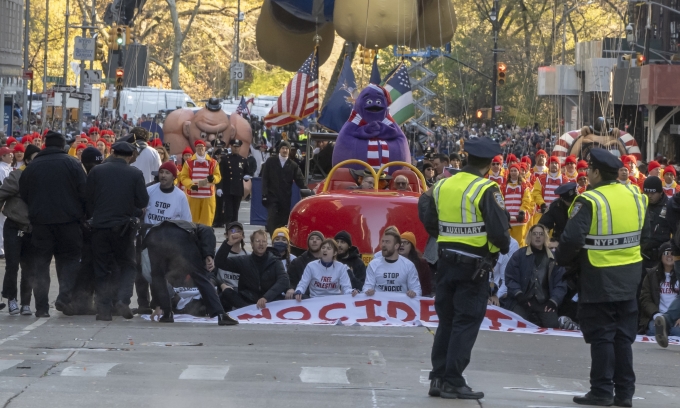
[295,239,357,300]
[0,144,41,315]
[286,231,324,299]
[270,227,296,272]
[398,232,432,296]
[214,229,289,311]
[489,237,520,307]
[335,230,366,290]
[212,222,249,292]
[394,175,412,192]
[363,228,422,298]
[145,220,237,325]
[504,224,567,328]
[639,243,680,337]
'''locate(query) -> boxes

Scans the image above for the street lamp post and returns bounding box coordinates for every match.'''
[490,0,499,127]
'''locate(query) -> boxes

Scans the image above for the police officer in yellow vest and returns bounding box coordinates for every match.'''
[419,137,510,400]
[556,148,650,407]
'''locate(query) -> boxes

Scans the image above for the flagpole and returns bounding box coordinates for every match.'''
[313,33,321,118]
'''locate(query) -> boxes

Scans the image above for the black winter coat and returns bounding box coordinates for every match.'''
[261,156,306,209]
[214,242,289,303]
[86,157,149,228]
[337,246,366,290]
[504,246,568,309]
[286,250,318,290]
[641,194,671,262]
[639,265,678,333]
[20,147,86,225]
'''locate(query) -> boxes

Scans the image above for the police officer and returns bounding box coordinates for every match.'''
[538,182,578,242]
[86,141,150,321]
[640,176,671,270]
[419,137,510,400]
[219,139,249,225]
[556,148,649,407]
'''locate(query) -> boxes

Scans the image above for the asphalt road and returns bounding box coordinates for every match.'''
[0,201,678,407]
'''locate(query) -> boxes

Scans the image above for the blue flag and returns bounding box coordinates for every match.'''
[318,54,357,133]
[369,55,381,84]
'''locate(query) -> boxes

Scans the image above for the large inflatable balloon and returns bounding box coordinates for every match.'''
[259,0,457,71]
[552,118,642,164]
[332,84,411,173]
[163,98,252,158]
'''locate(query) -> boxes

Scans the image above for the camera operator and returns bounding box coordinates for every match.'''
[86,141,149,321]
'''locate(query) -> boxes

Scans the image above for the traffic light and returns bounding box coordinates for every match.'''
[497,62,507,85]
[94,37,105,61]
[108,26,119,51]
[115,68,124,91]
[475,108,491,121]
[116,27,124,47]
[358,46,375,65]
[125,26,134,46]
[636,53,646,66]
[476,109,483,120]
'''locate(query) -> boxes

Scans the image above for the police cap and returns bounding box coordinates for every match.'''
[111,141,135,156]
[464,137,501,159]
[555,182,577,199]
[588,148,623,172]
[230,139,242,147]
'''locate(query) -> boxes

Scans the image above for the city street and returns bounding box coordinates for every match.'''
[0,202,677,408]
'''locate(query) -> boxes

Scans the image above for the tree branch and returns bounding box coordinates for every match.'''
[181,0,202,45]
[150,56,173,78]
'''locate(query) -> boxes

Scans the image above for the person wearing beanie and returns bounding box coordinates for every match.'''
[178,139,222,226]
[178,146,193,173]
[486,155,505,185]
[532,155,568,225]
[269,226,296,272]
[285,231,325,299]
[556,148,650,407]
[5,137,17,149]
[532,149,548,178]
[335,230,366,290]
[363,228,422,297]
[74,144,87,162]
[21,135,32,147]
[617,163,641,193]
[11,144,25,170]
[577,171,589,194]
[563,155,578,182]
[640,176,671,271]
[260,137,307,233]
[662,165,680,197]
[623,155,645,189]
[647,160,662,177]
[19,129,87,317]
[0,141,42,315]
[502,162,532,246]
[80,147,104,173]
[217,136,250,227]
[398,232,433,296]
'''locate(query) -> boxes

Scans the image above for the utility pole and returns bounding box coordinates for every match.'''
[61,0,70,135]
[41,0,49,133]
[490,0,499,127]
[76,20,86,129]
[230,0,241,99]
[643,1,652,63]
[21,0,30,134]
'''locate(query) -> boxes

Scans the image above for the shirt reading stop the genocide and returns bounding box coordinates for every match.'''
[144,184,192,224]
[363,256,422,296]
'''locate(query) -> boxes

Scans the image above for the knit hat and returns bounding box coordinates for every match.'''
[334,230,352,247]
[643,176,663,193]
[44,130,66,148]
[577,160,588,171]
[278,140,291,150]
[577,171,587,180]
[194,139,206,147]
[81,147,104,165]
[182,147,193,156]
[536,149,547,158]
[159,161,178,178]
[150,138,163,147]
[519,162,528,171]
[506,153,518,163]
[664,166,677,177]
[564,155,577,165]
[622,155,637,165]
[644,160,661,173]
[547,155,561,165]
[400,231,417,248]
[272,227,290,242]
[508,163,520,172]
[22,135,32,143]
[492,155,503,164]
[88,127,100,135]
[24,144,40,159]
[521,156,532,165]
[12,144,25,153]
[76,143,87,152]
[5,137,17,146]
[307,231,324,245]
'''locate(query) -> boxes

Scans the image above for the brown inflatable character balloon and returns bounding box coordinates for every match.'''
[163,98,252,159]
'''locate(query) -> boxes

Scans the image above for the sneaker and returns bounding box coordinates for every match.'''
[20,305,32,315]
[654,315,669,348]
[8,299,19,315]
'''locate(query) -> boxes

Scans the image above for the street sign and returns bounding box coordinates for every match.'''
[46,76,64,84]
[74,36,95,61]
[231,63,244,81]
[83,70,102,84]
[23,70,33,80]
[70,92,92,101]
[494,105,503,113]
[53,85,76,93]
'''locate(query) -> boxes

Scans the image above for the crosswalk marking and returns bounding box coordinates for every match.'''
[61,363,118,377]
[179,365,230,380]
[299,367,350,384]
[0,360,23,372]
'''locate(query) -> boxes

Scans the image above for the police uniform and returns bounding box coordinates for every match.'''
[640,176,671,270]
[556,149,649,406]
[538,182,577,242]
[419,138,510,400]
[219,140,249,225]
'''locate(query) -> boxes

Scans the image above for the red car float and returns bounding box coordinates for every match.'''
[288,160,430,262]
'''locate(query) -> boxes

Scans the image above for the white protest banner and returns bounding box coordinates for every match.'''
[140,293,679,346]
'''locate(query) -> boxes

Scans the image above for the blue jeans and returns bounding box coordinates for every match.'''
[661,294,680,337]
[647,320,680,337]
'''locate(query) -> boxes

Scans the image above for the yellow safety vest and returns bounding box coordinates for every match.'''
[298,133,308,141]
[570,182,647,267]
[433,172,500,253]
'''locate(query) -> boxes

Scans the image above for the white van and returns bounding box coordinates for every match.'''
[115,87,196,120]
[220,96,278,118]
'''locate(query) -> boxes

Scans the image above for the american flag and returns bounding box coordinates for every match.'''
[264,49,319,128]
[235,96,252,118]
